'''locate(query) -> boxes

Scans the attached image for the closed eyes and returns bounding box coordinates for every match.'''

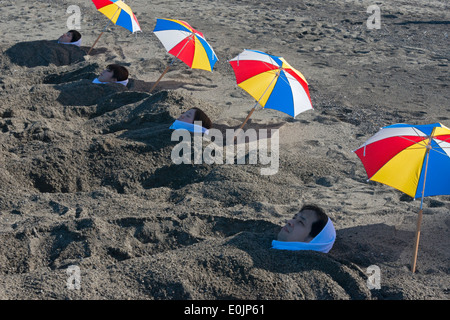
[293,214,306,225]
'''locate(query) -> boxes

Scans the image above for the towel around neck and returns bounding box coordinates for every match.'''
[92,77,129,87]
[170,120,209,135]
[58,38,82,47]
[271,217,336,253]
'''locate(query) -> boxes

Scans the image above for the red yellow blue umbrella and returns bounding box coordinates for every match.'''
[229,49,313,130]
[88,0,141,55]
[150,18,218,93]
[354,122,450,272]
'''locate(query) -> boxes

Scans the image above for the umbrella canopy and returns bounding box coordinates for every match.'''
[92,0,141,33]
[354,123,450,199]
[354,122,450,272]
[88,0,141,54]
[153,18,218,71]
[229,49,313,129]
[149,18,218,93]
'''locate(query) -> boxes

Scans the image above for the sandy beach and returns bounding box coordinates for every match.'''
[0,0,449,301]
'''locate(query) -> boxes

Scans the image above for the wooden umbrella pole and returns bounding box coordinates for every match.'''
[148,64,171,93]
[411,209,423,273]
[88,8,119,55]
[238,106,256,131]
[149,34,194,94]
[234,69,280,138]
[411,140,432,273]
[233,103,257,142]
[87,31,104,55]
[149,55,182,93]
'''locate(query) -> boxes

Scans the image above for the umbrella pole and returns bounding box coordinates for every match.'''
[235,70,280,135]
[149,35,193,94]
[411,209,423,273]
[411,141,432,273]
[87,8,119,55]
[149,64,171,93]
[233,101,259,142]
[238,105,256,131]
[87,31,104,55]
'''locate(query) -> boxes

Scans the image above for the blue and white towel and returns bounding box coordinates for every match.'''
[169,120,209,135]
[92,77,129,87]
[58,38,82,47]
[271,218,336,253]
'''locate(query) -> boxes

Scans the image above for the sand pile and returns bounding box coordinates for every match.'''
[5,40,86,68]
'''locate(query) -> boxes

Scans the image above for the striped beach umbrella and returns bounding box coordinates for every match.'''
[229,49,313,130]
[354,122,450,272]
[150,18,218,93]
[88,0,141,55]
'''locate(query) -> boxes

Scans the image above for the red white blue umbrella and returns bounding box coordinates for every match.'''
[229,49,313,129]
[354,122,450,272]
[150,18,218,92]
[88,0,141,55]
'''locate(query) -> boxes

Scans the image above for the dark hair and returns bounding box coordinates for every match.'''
[107,64,129,81]
[300,204,329,238]
[68,30,81,42]
[192,107,212,129]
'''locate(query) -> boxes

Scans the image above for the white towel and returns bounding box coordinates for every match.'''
[58,38,82,47]
[271,217,336,253]
[92,78,129,87]
[169,120,209,135]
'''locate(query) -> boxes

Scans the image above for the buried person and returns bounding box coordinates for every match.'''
[170,107,212,134]
[272,204,336,253]
[169,107,280,176]
[57,30,82,47]
[92,64,129,86]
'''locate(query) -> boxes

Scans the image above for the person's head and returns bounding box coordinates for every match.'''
[277,204,329,243]
[59,30,81,43]
[98,64,129,83]
[177,107,212,129]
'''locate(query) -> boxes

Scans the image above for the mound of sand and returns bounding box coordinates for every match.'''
[0,42,377,299]
[5,40,86,68]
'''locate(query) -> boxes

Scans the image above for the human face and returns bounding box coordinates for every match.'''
[98,68,116,83]
[277,209,318,242]
[58,32,73,43]
[177,109,196,124]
